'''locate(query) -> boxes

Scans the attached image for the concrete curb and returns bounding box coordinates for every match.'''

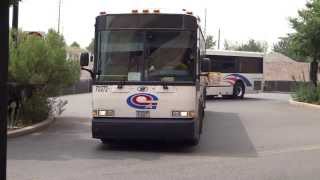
[289,99,320,110]
[8,116,56,138]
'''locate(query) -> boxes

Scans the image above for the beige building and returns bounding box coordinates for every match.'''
[264,53,320,81]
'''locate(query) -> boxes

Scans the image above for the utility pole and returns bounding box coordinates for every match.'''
[58,0,62,34]
[12,0,19,47]
[0,1,10,180]
[204,8,207,37]
[218,28,221,50]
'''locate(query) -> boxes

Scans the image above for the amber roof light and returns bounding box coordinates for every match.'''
[186,11,193,15]
[143,9,150,13]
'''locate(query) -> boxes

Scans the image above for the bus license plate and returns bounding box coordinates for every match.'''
[136,111,150,118]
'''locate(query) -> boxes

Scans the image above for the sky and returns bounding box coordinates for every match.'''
[13,0,308,49]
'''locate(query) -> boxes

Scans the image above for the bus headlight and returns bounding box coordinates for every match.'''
[93,110,115,117]
[172,111,195,118]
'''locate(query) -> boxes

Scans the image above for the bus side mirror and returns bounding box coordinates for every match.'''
[80,53,89,67]
[200,58,210,73]
[90,55,94,62]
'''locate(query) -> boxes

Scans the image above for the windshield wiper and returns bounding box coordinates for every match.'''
[117,78,126,89]
[161,80,169,90]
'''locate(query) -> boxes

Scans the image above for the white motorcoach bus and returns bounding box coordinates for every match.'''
[80,10,206,145]
[202,50,264,99]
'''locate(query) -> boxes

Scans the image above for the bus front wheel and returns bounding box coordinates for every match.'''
[101,139,115,144]
[233,81,245,99]
[186,137,200,146]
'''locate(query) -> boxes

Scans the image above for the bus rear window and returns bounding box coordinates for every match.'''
[238,57,263,73]
[210,56,237,73]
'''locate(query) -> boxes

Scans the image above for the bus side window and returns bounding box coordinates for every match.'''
[211,56,236,73]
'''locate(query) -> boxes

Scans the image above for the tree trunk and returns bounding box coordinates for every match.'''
[310,58,318,87]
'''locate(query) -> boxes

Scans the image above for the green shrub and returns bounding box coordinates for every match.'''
[292,83,320,105]
[21,92,50,125]
[9,29,80,124]
[10,30,80,96]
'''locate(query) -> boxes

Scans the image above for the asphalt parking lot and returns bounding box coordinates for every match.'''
[8,93,320,180]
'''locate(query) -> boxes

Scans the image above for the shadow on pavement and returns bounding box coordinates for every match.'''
[195,111,257,157]
[100,111,257,158]
[207,96,267,102]
[8,111,257,162]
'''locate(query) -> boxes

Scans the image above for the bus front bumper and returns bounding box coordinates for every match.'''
[92,118,198,141]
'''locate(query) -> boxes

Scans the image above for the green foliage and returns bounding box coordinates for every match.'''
[205,35,216,49]
[290,0,320,59]
[70,41,80,48]
[86,38,95,53]
[293,83,320,104]
[224,40,234,51]
[10,29,80,96]
[21,92,50,124]
[225,39,268,52]
[273,36,309,62]
[289,0,320,86]
[9,29,80,123]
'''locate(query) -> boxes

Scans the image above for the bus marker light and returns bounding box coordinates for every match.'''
[92,111,97,117]
[180,112,188,117]
[98,110,114,117]
[172,111,194,118]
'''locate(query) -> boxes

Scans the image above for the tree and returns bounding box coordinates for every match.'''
[290,0,320,86]
[86,38,94,53]
[237,39,267,52]
[273,36,308,62]
[9,29,80,122]
[205,35,216,49]
[225,39,268,53]
[70,41,80,48]
[224,40,239,51]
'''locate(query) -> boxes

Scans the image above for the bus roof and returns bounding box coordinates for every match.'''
[206,49,264,58]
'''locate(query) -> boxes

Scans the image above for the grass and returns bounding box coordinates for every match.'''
[292,83,320,105]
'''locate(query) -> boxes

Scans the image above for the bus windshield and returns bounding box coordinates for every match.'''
[96,30,195,83]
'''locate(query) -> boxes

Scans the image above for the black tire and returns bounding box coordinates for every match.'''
[199,105,205,134]
[222,95,233,99]
[202,106,205,119]
[206,95,215,100]
[186,137,200,146]
[233,81,245,99]
[101,139,114,144]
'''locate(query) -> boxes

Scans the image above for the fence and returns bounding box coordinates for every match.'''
[263,81,301,92]
[61,79,92,95]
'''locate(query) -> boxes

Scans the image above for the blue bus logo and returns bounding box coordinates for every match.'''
[127,93,158,110]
